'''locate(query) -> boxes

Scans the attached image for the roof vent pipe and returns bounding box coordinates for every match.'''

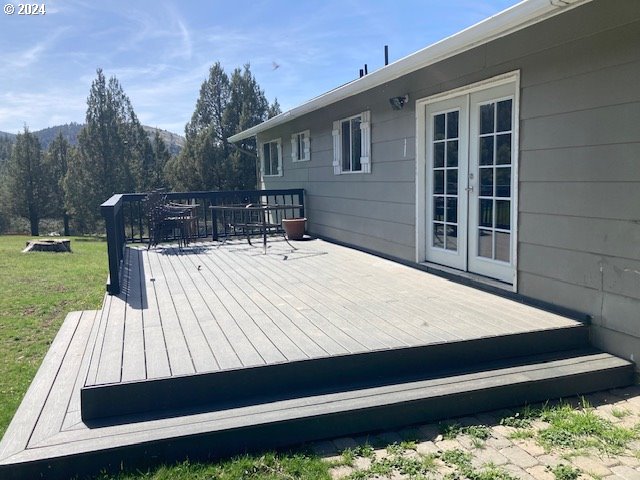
[364,64,368,75]
[359,68,364,78]
[384,45,389,66]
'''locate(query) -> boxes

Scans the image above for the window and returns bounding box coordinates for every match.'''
[261,139,282,177]
[332,111,371,174]
[291,130,310,162]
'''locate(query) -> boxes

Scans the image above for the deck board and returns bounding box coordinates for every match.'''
[140,249,172,380]
[84,239,579,388]
[121,249,146,382]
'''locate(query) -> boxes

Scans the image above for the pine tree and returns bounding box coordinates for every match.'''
[0,135,14,233]
[268,98,282,119]
[65,69,153,231]
[45,132,71,235]
[166,62,273,191]
[6,126,45,235]
[149,130,170,189]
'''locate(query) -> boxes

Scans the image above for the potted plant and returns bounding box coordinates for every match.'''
[281,217,307,240]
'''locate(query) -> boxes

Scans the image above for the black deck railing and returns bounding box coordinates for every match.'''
[101,189,305,294]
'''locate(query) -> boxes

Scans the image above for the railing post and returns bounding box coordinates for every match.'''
[101,194,125,295]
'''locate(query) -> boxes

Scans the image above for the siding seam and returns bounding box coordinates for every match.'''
[518,241,640,264]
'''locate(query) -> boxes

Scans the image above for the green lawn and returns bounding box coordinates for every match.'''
[0,235,107,438]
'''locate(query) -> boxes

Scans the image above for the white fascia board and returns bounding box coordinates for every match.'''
[228,0,591,143]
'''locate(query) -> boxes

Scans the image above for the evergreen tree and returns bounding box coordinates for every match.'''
[45,132,71,235]
[268,98,281,119]
[0,136,13,233]
[149,130,170,189]
[166,62,273,191]
[6,126,45,235]
[0,134,12,166]
[65,69,153,231]
[223,65,270,190]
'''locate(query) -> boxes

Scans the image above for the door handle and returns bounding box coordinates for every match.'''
[465,186,474,192]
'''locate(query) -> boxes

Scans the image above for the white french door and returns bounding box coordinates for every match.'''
[423,80,517,284]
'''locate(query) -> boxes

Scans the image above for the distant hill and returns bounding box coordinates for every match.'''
[0,131,16,141]
[0,124,185,155]
[142,126,185,156]
[33,122,84,148]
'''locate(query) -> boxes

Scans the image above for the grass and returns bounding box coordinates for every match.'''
[96,453,335,480]
[499,399,639,456]
[537,399,636,455]
[546,463,582,480]
[0,235,107,438]
[441,422,492,448]
[343,444,519,480]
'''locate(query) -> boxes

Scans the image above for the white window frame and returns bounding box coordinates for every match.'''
[291,130,311,162]
[260,138,282,177]
[332,110,371,174]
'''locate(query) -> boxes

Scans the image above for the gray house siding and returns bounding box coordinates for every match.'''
[259,1,640,364]
[258,94,418,261]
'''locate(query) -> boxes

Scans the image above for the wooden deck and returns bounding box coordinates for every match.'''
[85,238,578,388]
[1,238,634,480]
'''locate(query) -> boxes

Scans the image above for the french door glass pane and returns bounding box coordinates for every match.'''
[433,171,444,194]
[495,232,510,262]
[447,111,459,138]
[478,229,493,258]
[446,169,458,195]
[480,168,493,196]
[446,140,458,167]
[495,168,511,197]
[434,197,445,221]
[479,137,493,165]
[495,200,511,230]
[479,199,493,227]
[434,114,445,140]
[497,99,512,132]
[446,225,458,250]
[496,134,511,165]
[446,197,458,223]
[480,104,494,134]
[434,143,445,167]
[433,224,445,248]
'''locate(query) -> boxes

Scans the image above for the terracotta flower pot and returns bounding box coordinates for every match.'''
[282,218,307,240]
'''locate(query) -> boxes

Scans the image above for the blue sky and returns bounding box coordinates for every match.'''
[0,0,518,135]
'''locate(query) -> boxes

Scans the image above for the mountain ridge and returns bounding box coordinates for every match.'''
[0,123,185,155]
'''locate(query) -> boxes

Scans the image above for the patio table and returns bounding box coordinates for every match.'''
[210,203,302,254]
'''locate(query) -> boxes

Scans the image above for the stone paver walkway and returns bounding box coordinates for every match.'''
[312,385,640,480]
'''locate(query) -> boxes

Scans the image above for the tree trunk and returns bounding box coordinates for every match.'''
[63,213,70,236]
[30,214,39,236]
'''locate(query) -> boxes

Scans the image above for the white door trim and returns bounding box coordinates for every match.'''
[415,70,520,291]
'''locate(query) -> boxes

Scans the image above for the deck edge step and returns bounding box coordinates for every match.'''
[81,325,589,421]
[2,351,633,480]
